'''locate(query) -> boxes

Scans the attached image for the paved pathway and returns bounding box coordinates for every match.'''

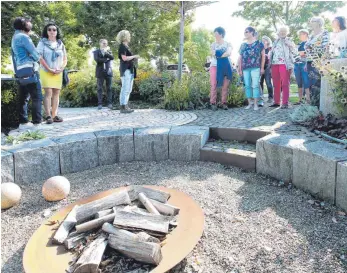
[9,104,309,139]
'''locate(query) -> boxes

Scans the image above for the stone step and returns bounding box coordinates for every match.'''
[200,141,256,171]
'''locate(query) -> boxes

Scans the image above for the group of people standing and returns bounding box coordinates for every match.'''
[208,16,347,111]
[11,18,67,128]
[11,17,139,130]
[93,30,139,114]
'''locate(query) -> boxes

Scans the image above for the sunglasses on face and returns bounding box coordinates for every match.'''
[48,28,57,32]
[244,31,250,34]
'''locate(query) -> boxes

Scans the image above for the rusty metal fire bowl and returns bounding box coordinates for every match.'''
[23,186,205,273]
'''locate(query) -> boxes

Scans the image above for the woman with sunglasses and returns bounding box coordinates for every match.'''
[238,27,265,111]
[37,23,67,124]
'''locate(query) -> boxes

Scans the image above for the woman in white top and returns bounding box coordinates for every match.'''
[330,16,347,58]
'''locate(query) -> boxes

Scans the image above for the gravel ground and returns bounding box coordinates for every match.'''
[2,161,347,273]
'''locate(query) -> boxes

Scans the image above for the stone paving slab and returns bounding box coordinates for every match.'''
[293,141,347,203]
[3,139,60,184]
[95,129,134,165]
[52,132,99,174]
[169,126,209,161]
[336,160,347,211]
[6,104,307,141]
[1,150,14,183]
[134,127,171,161]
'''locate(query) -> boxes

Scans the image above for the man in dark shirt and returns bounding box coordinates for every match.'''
[93,39,114,110]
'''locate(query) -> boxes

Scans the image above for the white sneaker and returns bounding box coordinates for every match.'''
[245,104,252,110]
[254,104,259,111]
[19,123,34,130]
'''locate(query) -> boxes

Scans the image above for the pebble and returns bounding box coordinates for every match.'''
[43,209,52,218]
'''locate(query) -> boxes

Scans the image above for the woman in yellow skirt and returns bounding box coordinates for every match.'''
[37,23,67,124]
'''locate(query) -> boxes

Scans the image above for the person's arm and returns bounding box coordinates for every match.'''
[94,50,109,63]
[210,43,215,57]
[237,55,242,75]
[221,43,232,58]
[37,40,54,73]
[105,51,114,60]
[260,48,265,74]
[121,54,139,62]
[22,36,40,62]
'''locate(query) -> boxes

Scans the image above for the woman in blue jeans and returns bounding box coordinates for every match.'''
[116,30,140,114]
[238,27,265,111]
[294,29,310,104]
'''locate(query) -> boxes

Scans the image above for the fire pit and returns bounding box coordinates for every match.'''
[23,186,204,273]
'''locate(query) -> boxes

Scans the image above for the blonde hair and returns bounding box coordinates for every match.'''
[277,25,290,35]
[310,17,325,28]
[262,36,272,47]
[116,30,131,43]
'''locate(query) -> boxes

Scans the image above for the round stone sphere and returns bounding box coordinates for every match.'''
[42,176,70,202]
[1,183,22,209]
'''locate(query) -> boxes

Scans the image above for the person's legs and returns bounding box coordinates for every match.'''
[18,84,30,124]
[209,66,217,105]
[221,76,230,105]
[271,65,281,105]
[301,63,311,102]
[243,69,253,107]
[124,71,134,106]
[294,63,303,101]
[29,77,43,124]
[51,89,61,118]
[250,68,261,110]
[265,67,273,99]
[260,74,265,94]
[278,64,290,105]
[105,76,113,106]
[43,88,53,118]
[97,77,104,106]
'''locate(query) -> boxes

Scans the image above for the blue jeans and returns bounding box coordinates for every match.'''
[294,63,310,89]
[18,72,43,124]
[120,69,134,105]
[243,68,261,99]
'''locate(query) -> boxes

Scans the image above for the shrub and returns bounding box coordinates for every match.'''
[1,80,21,129]
[164,75,190,110]
[139,72,175,104]
[60,68,101,107]
[164,71,246,110]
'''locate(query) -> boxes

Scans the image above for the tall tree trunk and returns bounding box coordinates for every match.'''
[178,1,184,81]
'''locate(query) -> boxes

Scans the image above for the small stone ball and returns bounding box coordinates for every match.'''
[42,176,70,202]
[1,183,22,209]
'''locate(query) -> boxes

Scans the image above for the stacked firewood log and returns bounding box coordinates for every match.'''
[51,186,179,273]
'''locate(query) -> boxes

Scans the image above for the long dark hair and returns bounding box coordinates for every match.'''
[335,16,346,31]
[42,23,62,40]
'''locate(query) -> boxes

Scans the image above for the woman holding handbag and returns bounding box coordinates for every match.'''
[37,23,67,124]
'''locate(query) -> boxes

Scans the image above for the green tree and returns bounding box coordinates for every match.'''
[184,27,214,72]
[233,1,345,37]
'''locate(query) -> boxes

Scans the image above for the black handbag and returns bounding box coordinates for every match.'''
[11,48,38,85]
[62,68,70,87]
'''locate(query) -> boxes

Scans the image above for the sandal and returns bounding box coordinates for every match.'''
[53,116,64,122]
